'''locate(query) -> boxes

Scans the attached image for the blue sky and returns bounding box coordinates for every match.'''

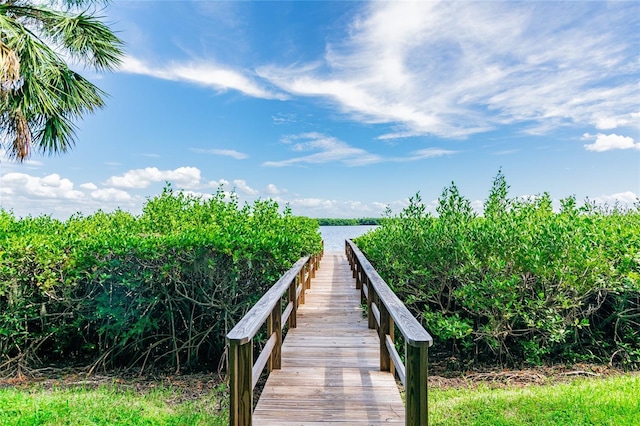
[1,0,639,219]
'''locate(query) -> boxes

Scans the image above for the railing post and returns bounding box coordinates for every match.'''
[366,276,375,329]
[298,269,305,305]
[351,246,357,278]
[288,277,297,328]
[379,302,391,371]
[268,304,282,371]
[405,344,428,426]
[389,317,395,377]
[229,340,253,426]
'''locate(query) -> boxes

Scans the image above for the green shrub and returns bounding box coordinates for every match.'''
[355,172,640,368]
[0,187,322,375]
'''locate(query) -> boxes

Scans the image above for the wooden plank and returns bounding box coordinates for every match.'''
[253,253,405,425]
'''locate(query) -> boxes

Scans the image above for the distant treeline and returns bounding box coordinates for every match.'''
[316,218,382,226]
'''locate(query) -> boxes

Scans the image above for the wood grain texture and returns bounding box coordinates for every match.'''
[252,253,406,425]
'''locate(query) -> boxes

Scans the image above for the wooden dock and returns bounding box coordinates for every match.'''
[252,252,405,425]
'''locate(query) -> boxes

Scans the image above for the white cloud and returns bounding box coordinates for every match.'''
[593,191,639,206]
[583,133,640,152]
[232,179,259,196]
[272,113,297,125]
[407,148,457,160]
[180,190,216,201]
[80,182,98,190]
[289,198,337,209]
[594,112,640,130]
[91,188,133,202]
[104,166,202,189]
[191,148,248,160]
[121,56,286,100]
[1,173,84,200]
[208,178,230,189]
[264,133,382,167]
[265,184,285,195]
[284,197,412,218]
[256,1,638,139]
[265,133,458,167]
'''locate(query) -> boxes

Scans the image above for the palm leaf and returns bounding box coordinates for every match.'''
[0,0,123,160]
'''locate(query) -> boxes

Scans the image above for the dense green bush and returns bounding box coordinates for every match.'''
[0,187,322,375]
[355,172,640,368]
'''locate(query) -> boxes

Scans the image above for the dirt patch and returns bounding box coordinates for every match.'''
[428,362,633,390]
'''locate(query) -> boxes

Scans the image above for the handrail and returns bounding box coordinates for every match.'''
[226,252,321,426]
[346,239,433,426]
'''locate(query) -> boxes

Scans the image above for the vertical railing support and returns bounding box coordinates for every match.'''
[350,246,357,279]
[288,277,297,328]
[268,304,282,372]
[389,318,396,377]
[298,268,305,305]
[366,276,375,329]
[229,340,253,426]
[379,302,391,371]
[405,344,428,426]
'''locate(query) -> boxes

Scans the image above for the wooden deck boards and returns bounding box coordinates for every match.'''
[252,253,405,425]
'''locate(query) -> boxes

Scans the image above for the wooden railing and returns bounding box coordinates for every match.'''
[346,239,433,426]
[226,253,321,426]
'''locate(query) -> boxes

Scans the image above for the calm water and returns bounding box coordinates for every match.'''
[319,225,378,253]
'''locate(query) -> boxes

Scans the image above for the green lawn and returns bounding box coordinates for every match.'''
[0,384,227,426]
[0,374,638,425]
[429,373,640,425]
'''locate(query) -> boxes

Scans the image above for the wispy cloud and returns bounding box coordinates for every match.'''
[493,149,519,156]
[257,1,639,139]
[406,148,457,161]
[121,56,287,100]
[264,132,382,167]
[272,113,297,125]
[264,133,457,167]
[191,148,248,160]
[582,133,640,152]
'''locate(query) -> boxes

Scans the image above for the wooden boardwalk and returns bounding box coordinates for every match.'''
[252,252,405,425]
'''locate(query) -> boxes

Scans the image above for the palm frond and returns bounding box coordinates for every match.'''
[34,112,76,155]
[46,11,123,70]
[3,3,123,71]
[0,0,123,159]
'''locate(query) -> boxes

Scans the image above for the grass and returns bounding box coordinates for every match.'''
[428,373,640,425]
[1,373,638,425]
[0,384,227,425]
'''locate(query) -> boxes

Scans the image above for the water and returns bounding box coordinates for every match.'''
[319,225,378,253]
